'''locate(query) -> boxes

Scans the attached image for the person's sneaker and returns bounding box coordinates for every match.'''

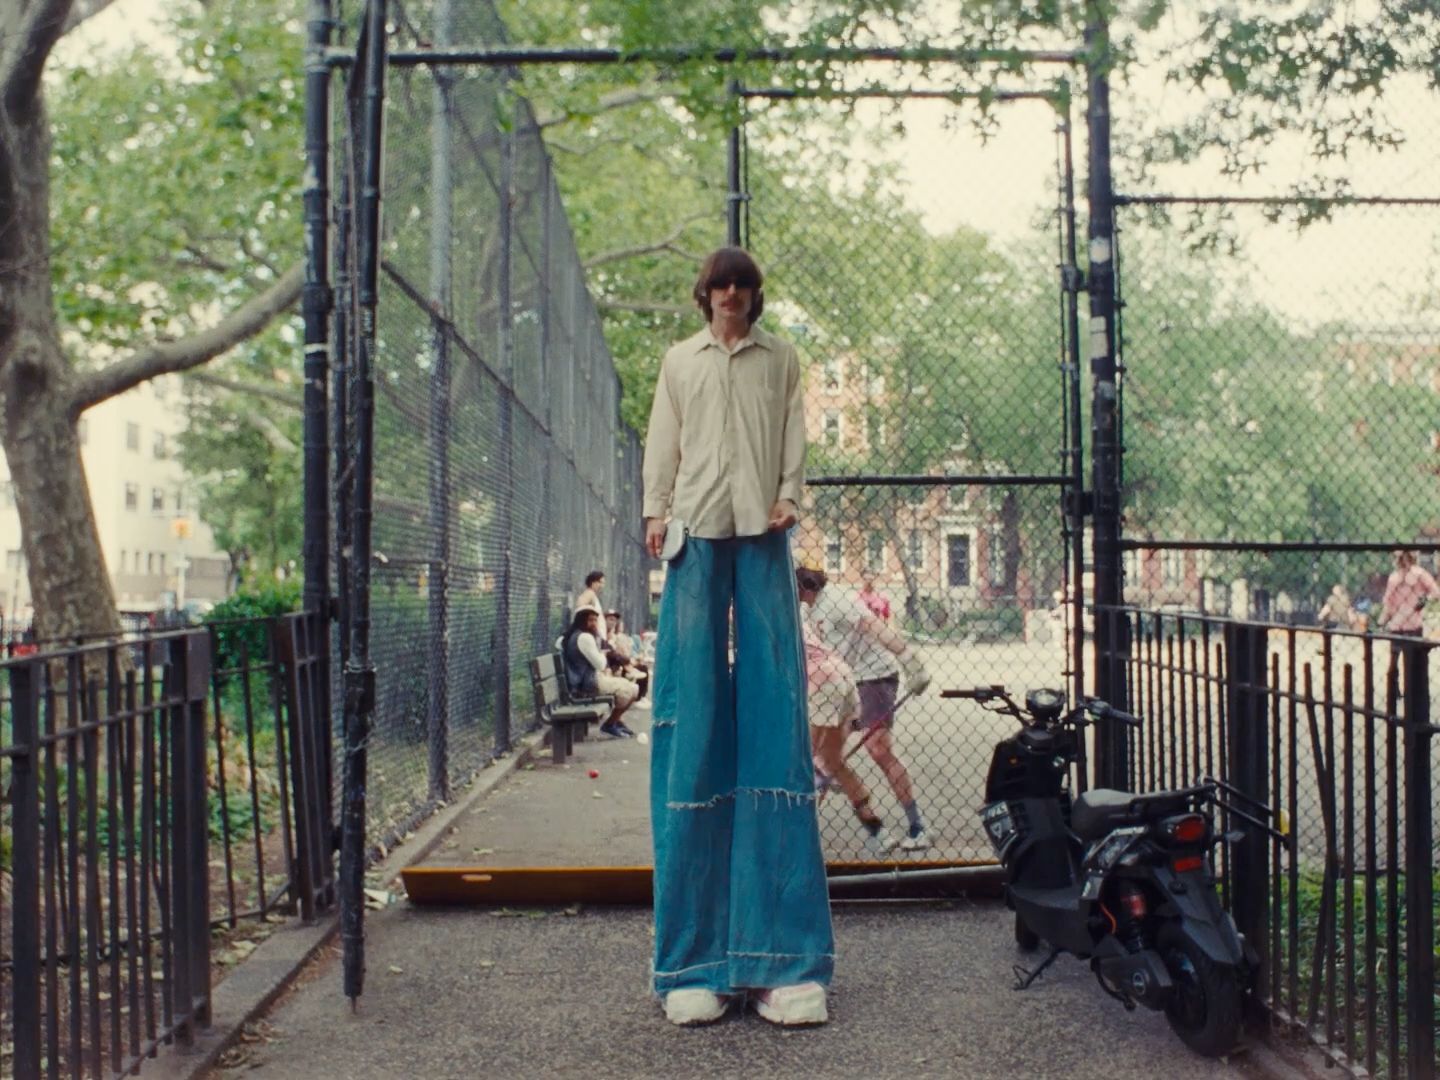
[663,988,729,1026]
[900,827,931,851]
[600,720,632,739]
[864,828,898,856]
[751,983,828,1026]
[612,720,637,737]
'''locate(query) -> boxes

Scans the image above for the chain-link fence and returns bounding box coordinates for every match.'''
[334,0,647,848]
[743,88,1085,862]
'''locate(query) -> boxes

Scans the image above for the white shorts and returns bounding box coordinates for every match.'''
[595,672,638,707]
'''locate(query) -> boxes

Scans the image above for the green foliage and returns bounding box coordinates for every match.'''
[205,579,302,676]
[48,0,307,580]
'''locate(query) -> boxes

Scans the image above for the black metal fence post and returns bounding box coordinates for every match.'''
[727,78,743,246]
[426,0,454,801]
[1224,621,1271,1010]
[1084,5,1128,789]
[303,0,333,616]
[167,631,213,1039]
[340,0,388,1006]
[493,120,516,754]
[1400,641,1434,1080]
[9,660,41,1077]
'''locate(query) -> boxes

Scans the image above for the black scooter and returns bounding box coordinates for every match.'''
[948,684,1276,1058]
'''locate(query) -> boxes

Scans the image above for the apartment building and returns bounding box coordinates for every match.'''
[0,376,231,621]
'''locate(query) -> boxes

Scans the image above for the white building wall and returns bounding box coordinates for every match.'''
[0,375,232,621]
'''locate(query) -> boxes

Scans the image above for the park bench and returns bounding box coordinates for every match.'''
[528,652,614,765]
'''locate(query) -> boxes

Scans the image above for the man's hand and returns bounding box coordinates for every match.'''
[767,499,799,532]
[645,517,668,559]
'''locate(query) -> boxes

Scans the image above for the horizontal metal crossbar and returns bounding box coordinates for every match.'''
[325,44,1083,69]
[1118,538,1440,553]
[739,86,1063,103]
[1116,193,1440,208]
[808,473,1072,487]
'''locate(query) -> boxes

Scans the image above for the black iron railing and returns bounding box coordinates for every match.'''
[1096,606,1437,1080]
[0,613,332,1078]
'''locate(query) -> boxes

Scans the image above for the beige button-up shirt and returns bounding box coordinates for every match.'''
[642,325,806,539]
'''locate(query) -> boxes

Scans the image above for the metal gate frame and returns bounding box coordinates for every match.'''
[303,0,1129,1003]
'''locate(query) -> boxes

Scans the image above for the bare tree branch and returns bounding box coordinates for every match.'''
[534,87,665,130]
[180,243,232,275]
[597,298,691,316]
[583,213,711,270]
[251,411,297,454]
[4,0,74,113]
[183,369,302,411]
[60,0,120,35]
[69,261,303,415]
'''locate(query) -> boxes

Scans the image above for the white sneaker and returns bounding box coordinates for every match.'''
[864,828,898,856]
[899,828,931,851]
[751,982,828,1026]
[663,988,729,1026]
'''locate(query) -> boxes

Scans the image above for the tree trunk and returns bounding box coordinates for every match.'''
[0,86,121,644]
[1000,488,1023,595]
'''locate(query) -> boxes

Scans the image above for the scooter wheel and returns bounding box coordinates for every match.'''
[1014,912,1040,953]
[1157,923,1243,1057]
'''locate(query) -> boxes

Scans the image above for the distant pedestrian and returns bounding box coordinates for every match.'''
[1379,551,1439,637]
[857,574,892,622]
[576,570,605,615]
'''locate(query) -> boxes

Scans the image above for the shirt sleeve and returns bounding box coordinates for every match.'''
[642,353,682,519]
[777,342,806,506]
[578,633,607,673]
[1423,569,1440,598]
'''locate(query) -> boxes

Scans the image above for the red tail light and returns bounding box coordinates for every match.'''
[1164,814,1207,845]
[1172,854,1205,873]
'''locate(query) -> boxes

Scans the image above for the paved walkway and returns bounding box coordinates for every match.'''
[209,702,1259,1080]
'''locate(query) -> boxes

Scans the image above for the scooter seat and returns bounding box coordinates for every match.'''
[1071,787,1194,842]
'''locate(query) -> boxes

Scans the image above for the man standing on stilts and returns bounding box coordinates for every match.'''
[643,246,834,1027]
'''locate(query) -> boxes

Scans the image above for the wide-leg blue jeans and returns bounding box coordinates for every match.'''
[649,529,834,994]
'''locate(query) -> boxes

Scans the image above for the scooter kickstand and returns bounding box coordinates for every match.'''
[1012,947,1061,991]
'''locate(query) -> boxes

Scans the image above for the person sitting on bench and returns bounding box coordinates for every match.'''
[604,610,650,699]
[562,605,639,738]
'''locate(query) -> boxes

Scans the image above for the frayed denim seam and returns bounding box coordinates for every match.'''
[651,715,677,729]
[653,959,727,978]
[667,787,819,811]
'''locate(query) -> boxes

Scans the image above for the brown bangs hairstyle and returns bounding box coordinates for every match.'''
[693,247,765,325]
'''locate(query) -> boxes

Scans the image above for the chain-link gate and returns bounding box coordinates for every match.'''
[313,0,1100,1001]
[738,83,1088,863]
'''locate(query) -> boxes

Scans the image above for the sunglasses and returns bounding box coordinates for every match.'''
[708,275,758,291]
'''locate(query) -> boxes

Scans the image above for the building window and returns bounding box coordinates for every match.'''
[825,533,844,575]
[823,409,842,447]
[987,527,1006,587]
[865,411,885,450]
[947,534,971,588]
[4,549,22,572]
[124,482,138,511]
[822,358,843,393]
[866,533,886,575]
[118,549,127,573]
[1161,549,1185,587]
[907,529,925,573]
[152,431,167,459]
[126,422,140,451]
[151,487,164,512]
[146,552,154,573]
[158,553,166,575]
[174,489,184,513]
[1122,549,1140,586]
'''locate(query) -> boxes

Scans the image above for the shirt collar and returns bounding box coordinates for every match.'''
[703,326,759,356]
